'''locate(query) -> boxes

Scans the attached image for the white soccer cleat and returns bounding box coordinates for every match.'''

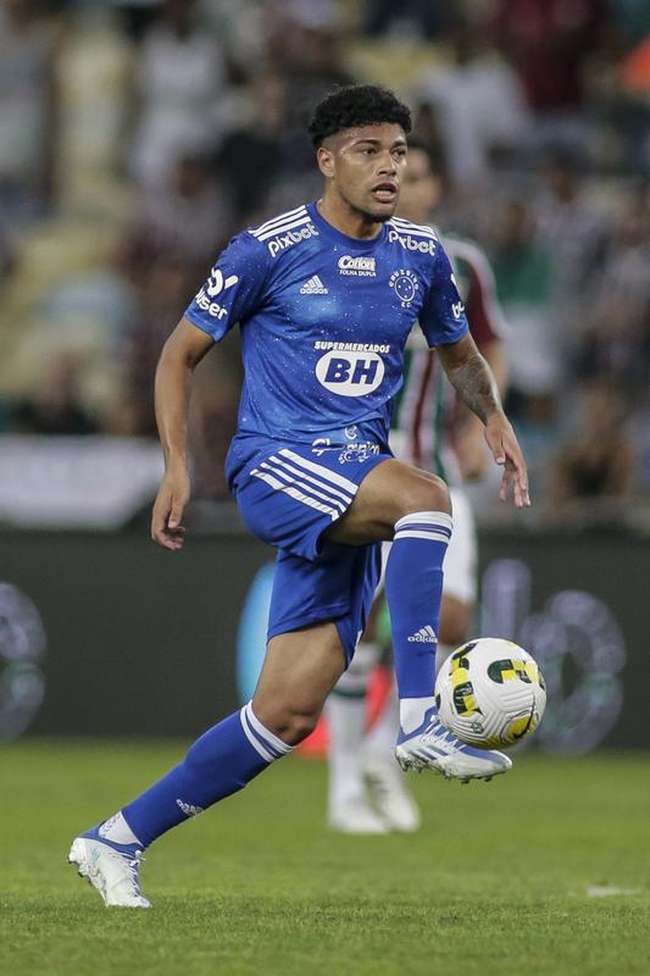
[364,756,421,832]
[328,797,390,835]
[68,832,151,908]
[395,706,512,782]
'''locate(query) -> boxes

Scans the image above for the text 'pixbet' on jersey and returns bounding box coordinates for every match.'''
[185,202,468,444]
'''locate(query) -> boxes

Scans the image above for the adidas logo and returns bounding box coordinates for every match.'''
[300,275,328,295]
[176,799,204,818]
[407,625,437,643]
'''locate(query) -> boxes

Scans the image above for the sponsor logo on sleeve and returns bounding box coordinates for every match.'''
[205,267,239,297]
[450,274,465,319]
[195,288,229,319]
[194,265,240,319]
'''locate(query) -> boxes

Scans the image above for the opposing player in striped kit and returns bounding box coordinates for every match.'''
[326,140,509,834]
[68,85,528,907]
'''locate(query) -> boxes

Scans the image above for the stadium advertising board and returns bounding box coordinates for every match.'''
[0,528,646,749]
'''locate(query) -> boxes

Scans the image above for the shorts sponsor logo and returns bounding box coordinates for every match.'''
[337,442,381,464]
[338,255,376,277]
[195,288,229,319]
[311,437,335,456]
[310,435,380,462]
[267,223,318,257]
[388,228,437,255]
[315,350,385,397]
[389,269,419,308]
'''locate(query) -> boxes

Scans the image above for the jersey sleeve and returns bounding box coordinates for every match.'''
[418,242,470,348]
[184,231,271,342]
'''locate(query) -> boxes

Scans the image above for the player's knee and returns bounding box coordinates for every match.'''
[288,710,319,744]
[272,709,319,746]
[253,700,319,746]
[397,471,451,520]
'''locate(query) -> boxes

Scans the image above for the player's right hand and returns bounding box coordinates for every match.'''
[151,465,191,550]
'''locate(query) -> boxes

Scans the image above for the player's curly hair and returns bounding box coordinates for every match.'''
[308,84,412,148]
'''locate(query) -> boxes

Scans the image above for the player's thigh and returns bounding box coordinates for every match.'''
[326,458,451,545]
[253,621,346,727]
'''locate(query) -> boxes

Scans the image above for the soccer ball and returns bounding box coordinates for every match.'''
[435,638,547,750]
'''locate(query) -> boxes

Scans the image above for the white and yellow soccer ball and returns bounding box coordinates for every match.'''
[435,638,547,750]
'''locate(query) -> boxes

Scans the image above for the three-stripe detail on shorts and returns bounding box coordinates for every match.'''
[250,447,358,522]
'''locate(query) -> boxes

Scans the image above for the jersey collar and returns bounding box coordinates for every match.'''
[307,201,388,251]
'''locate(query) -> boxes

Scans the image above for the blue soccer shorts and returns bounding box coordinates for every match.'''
[228,437,393,663]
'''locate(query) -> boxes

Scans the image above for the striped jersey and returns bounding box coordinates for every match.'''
[184,202,469,482]
[390,234,506,485]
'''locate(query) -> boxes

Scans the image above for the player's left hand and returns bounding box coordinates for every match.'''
[484,413,531,508]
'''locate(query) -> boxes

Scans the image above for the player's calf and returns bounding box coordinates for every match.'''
[252,623,347,745]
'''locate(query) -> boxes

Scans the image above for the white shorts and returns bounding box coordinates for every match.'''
[379,487,477,606]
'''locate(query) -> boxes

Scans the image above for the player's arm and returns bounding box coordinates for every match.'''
[151,230,271,549]
[437,333,530,508]
[151,319,214,550]
[456,337,507,480]
[448,239,509,480]
[419,241,527,507]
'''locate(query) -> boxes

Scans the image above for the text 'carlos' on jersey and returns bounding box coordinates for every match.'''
[184,202,469,484]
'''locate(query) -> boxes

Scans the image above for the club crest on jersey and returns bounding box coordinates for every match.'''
[315,350,385,397]
[389,269,419,308]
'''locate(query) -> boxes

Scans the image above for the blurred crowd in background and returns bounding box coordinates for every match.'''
[1,0,650,518]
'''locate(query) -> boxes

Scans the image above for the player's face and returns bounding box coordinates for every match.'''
[397,148,442,224]
[320,124,408,222]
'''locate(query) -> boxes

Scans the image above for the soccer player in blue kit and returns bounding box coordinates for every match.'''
[69,85,530,907]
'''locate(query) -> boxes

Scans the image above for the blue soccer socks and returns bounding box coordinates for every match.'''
[384,511,452,733]
[116,702,292,848]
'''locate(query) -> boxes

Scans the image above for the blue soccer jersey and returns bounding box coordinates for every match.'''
[184,202,469,456]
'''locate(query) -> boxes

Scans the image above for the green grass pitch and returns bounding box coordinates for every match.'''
[2,741,648,976]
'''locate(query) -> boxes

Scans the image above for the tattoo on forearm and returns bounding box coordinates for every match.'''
[445,352,502,424]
